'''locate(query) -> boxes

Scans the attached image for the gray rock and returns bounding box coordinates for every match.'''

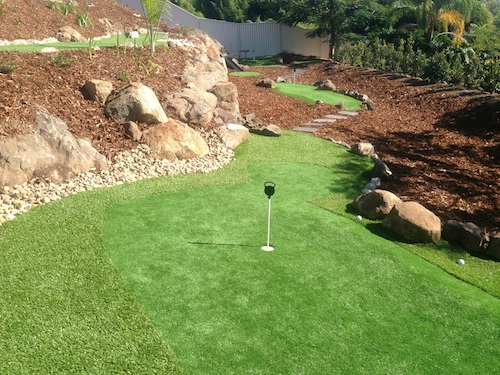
[382,201,441,243]
[442,220,489,253]
[353,190,402,220]
[142,119,209,161]
[0,109,108,186]
[105,82,168,124]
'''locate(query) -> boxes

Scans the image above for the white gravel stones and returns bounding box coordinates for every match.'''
[0,131,234,225]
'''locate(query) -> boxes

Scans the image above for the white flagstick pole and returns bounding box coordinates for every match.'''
[262,182,275,252]
[266,197,272,246]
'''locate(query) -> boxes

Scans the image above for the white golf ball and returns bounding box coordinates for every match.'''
[357,215,362,220]
[458,258,465,265]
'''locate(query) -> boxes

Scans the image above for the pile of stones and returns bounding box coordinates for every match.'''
[0,131,234,225]
[348,141,500,261]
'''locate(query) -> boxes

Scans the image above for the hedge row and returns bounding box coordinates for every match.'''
[337,38,500,93]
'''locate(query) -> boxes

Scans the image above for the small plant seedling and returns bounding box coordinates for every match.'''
[51,53,74,67]
[115,71,130,82]
[0,61,18,74]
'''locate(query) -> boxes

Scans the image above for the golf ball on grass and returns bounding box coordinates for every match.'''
[357,215,363,220]
[458,258,465,265]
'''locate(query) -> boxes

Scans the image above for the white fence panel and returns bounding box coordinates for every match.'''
[281,25,330,58]
[238,23,281,58]
[117,1,329,58]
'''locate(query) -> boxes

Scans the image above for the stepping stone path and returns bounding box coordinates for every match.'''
[293,110,359,134]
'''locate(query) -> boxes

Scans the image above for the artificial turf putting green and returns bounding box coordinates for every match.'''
[0,33,163,52]
[229,71,263,77]
[274,82,362,110]
[105,160,500,374]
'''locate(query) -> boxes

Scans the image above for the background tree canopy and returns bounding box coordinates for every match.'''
[175,0,499,92]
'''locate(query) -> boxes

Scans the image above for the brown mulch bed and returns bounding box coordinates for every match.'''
[0,0,498,233]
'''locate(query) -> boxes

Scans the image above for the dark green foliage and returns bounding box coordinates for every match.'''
[337,38,499,92]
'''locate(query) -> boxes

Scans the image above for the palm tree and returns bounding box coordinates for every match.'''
[140,0,170,56]
[390,0,492,44]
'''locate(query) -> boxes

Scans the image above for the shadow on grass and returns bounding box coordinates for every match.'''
[188,241,260,249]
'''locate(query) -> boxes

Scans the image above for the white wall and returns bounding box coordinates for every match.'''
[117,1,330,58]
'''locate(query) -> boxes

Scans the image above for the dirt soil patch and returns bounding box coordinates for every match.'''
[0,0,498,233]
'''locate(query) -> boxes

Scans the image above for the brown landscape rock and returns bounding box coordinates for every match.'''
[142,119,209,161]
[382,201,442,243]
[353,190,402,220]
[105,82,168,124]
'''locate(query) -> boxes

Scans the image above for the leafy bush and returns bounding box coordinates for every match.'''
[337,39,499,93]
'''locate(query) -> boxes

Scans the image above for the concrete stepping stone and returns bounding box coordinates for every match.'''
[325,114,347,120]
[302,122,325,127]
[293,126,319,133]
[338,110,358,116]
[313,118,337,123]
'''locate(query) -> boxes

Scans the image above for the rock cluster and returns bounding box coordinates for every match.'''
[349,141,499,259]
[0,131,233,226]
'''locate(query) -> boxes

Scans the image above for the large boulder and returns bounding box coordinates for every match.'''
[353,190,402,220]
[442,220,489,253]
[0,110,108,186]
[382,201,441,243]
[165,84,218,125]
[142,119,209,161]
[215,124,249,150]
[105,82,168,124]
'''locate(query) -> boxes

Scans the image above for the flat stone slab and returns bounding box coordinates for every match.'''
[313,118,337,123]
[302,122,325,127]
[325,114,347,120]
[338,110,359,116]
[293,127,319,133]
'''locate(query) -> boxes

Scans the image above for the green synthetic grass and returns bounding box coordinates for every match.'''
[238,54,323,67]
[0,33,166,52]
[2,132,499,374]
[274,82,362,110]
[239,54,282,67]
[229,71,263,77]
[105,133,500,374]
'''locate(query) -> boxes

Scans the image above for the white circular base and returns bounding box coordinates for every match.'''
[261,245,275,252]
